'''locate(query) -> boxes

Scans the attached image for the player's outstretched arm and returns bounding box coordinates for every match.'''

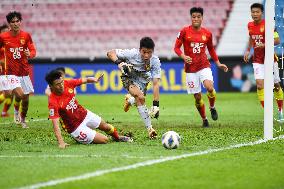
[51,118,69,149]
[81,74,104,84]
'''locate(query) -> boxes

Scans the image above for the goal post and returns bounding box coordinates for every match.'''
[264,0,275,140]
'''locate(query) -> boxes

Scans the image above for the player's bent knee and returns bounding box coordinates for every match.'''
[136,95,145,104]
[92,133,108,144]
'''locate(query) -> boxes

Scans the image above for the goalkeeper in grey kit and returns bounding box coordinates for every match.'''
[107,37,161,139]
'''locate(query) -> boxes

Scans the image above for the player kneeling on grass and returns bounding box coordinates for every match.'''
[45,70,132,149]
[107,37,161,139]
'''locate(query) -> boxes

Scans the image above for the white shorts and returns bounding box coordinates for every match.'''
[6,75,34,94]
[70,110,102,144]
[0,75,10,91]
[185,68,214,94]
[252,63,281,83]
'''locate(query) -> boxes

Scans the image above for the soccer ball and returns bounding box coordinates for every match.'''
[161,131,181,149]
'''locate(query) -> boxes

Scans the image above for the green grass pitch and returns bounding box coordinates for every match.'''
[0,93,283,189]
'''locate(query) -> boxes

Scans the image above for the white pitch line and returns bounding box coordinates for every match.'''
[0,118,48,125]
[15,135,284,189]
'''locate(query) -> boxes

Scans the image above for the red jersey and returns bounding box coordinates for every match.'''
[174,26,219,73]
[0,48,4,75]
[0,30,36,76]
[248,19,265,64]
[48,79,87,133]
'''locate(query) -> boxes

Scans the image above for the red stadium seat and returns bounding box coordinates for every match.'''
[0,0,233,58]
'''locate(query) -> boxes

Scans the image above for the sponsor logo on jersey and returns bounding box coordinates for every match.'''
[66,97,77,113]
[10,47,23,59]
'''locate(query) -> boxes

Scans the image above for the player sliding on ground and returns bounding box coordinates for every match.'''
[107,37,161,139]
[243,3,284,121]
[45,70,132,149]
[174,7,228,127]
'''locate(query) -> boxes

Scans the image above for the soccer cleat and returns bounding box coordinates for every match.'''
[202,119,209,127]
[148,127,157,139]
[1,112,10,117]
[210,107,218,121]
[14,112,21,124]
[124,94,132,112]
[21,122,29,129]
[118,136,133,142]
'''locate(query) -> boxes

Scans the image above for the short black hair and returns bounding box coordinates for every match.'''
[45,70,62,85]
[55,67,66,74]
[6,11,22,23]
[250,3,263,12]
[0,23,8,32]
[190,7,204,16]
[140,37,155,49]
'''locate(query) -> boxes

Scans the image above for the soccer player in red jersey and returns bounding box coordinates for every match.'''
[0,23,14,118]
[45,70,132,149]
[0,11,36,128]
[243,3,283,120]
[174,7,228,127]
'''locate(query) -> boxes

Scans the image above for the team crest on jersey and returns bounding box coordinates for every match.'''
[260,27,264,33]
[68,88,73,93]
[202,35,207,41]
[20,39,25,45]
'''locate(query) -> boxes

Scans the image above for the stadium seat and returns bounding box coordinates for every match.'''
[0,0,233,59]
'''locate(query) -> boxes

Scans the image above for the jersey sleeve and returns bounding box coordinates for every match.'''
[174,28,185,56]
[115,48,136,60]
[151,57,161,79]
[207,32,219,62]
[0,34,3,48]
[27,33,36,59]
[67,79,83,88]
[48,99,60,119]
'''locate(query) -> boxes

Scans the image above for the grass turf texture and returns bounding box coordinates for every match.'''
[0,93,283,189]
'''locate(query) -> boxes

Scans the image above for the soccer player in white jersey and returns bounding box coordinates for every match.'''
[107,37,161,139]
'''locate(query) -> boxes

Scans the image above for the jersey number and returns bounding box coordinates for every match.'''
[10,47,23,59]
[192,43,204,54]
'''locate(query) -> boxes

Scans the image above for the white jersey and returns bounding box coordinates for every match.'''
[115,48,161,83]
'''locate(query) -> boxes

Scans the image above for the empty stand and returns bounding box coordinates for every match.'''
[0,0,233,59]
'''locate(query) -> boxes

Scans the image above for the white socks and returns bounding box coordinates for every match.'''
[137,105,151,130]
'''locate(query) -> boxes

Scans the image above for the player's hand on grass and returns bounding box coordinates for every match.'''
[181,54,192,64]
[58,142,70,149]
[243,51,250,63]
[118,62,133,75]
